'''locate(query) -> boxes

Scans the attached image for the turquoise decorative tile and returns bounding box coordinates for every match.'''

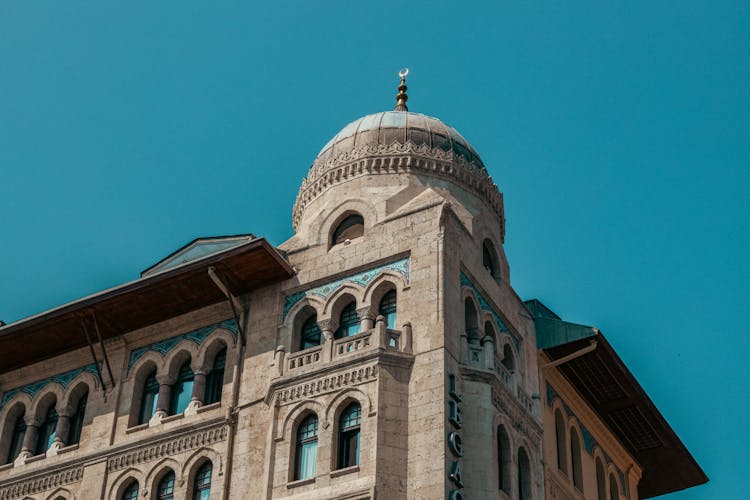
[127,318,238,372]
[0,363,100,412]
[460,271,520,351]
[282,258,410,321]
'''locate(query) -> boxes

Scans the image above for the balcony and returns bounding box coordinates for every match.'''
[273,316,413,378]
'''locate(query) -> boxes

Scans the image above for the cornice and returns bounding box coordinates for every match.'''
[292,142,505,240]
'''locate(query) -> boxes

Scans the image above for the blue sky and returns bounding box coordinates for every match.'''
[1,1,747,497]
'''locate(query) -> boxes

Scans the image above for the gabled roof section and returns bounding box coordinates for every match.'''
[526,299,708,498]
[142,234,256,277]
[0,237,294,374]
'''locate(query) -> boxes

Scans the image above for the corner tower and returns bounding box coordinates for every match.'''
[271,72,542,499]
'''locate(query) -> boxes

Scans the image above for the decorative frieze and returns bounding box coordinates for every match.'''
[282,258,410,321]
[0,464,83,500]
[490,386,542,449]
[127,318,238,372]
[107,423,228,472]
[0,363,100,412]
[274,365,377,406]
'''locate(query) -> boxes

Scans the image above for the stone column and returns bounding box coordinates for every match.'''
[482,335,495,370]
[375,315,387,348]
[50,412,71,453]
[20,418,39,459]
[185,371,207,416]
[274,346,286,377]
[150,379,171,426]
[358,308,374,332]
[319,319,335,363]
[402,322,413,353]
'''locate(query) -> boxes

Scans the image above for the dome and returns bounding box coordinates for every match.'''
[315,111,485,171]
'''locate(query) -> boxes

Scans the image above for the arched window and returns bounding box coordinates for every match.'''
[332,214,364,245]
[68,389,88,446]
[205,348,226,405]
[157,470,176,500]
[596,458,606,500]
[501,344,515,372]
[192,461,212,500]
[497,424,511,494]
[138,369,159,425]
[121,480,139,500]
[335,302,360,339]
[555,409,567,474]
[570,428,583,490]
[378,290,397,330]
[464,298,478,343]
[5,412,26,464]
[337,402,361,469]
[169,360,194,415]
[518,447,531,500]
[300,314,322,350]
[294,414,318,480]
[35,404,58,455]
[609,473,619,500]
[483,239,500,280]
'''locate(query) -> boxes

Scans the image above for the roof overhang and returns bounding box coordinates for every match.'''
[536,314,708,497]
[0,237,294,374]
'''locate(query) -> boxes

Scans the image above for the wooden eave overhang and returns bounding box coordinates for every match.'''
[537,314,708,497]
[0,237,294,374]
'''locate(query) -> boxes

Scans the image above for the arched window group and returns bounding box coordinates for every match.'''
[554,405,586,495]
[292,401,363,482]
[118,460,214,500]
[133,338,230,426]
[1,381,93,465]
[290,281,402,354]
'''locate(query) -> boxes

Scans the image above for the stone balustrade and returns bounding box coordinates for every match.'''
[287,345,322,370]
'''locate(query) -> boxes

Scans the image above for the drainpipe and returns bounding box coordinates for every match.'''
[208,267,246,500]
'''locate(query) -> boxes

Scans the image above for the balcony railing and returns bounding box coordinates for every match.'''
[274,317,412,377]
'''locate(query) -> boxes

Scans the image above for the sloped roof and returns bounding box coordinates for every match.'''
[527,299,708,498]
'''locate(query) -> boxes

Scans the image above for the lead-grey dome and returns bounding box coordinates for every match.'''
[315,111,485,170]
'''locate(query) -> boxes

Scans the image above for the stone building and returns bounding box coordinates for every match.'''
[0,75,706,500]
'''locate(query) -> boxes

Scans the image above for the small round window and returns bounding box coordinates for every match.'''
[331,214,364,245]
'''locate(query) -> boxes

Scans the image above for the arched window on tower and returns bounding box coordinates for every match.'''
[300,314,322,350]
[192,461,213,500]
[5,411,26,464]
[138,369,159,425]
[379,290,397,330]
[331,214,364,246]
[483,239,500,280]
[205,347,226,405]
[596,457,607,500]
[68,389,88,446]
[518,447,532,500]
[35,403,58,455]
[555,409,567,474]
[609,473,620,500]
[294,414,318,480]
[121,480,139,500]
[497,424,511,494]
[464,298,478,343]
[169,360,194,415]
[335,302,360,339]
[337,402,362,469]
[571,427,583,491]
[157,470,175,500]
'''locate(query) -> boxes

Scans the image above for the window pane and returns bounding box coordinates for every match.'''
[158,471,175,500]
[122,482,139,500]
[379,290,397,330]
[336,303,360,338]
[298,441,317,479]
[169,362,194,415]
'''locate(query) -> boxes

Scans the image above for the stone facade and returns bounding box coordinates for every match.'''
[0,103,699,500]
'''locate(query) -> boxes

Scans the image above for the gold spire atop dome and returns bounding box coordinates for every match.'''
[394,68,409,111]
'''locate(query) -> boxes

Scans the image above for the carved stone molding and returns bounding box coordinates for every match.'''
[292,142,505,240]
[107,423,227,472]
[0,464,83,500]
[273,364,378,406]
